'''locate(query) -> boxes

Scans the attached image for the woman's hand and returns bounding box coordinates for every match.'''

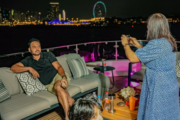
[121,35,129,46]
[129,37,143,48]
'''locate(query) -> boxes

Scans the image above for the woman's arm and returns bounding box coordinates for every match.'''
[121,35,143,63]
[124,45,141,63]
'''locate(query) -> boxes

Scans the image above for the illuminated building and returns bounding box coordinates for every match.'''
[59,14,61,21]
[63,10,66,21]
[14,10,21,21]
[1,8,9,22]
[50,2,59,20]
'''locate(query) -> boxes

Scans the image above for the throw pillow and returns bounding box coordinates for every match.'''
[16,72,47,96]
[0,79,11,103]
[67,57,89,79]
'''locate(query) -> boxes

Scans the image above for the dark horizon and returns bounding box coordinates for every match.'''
[0,0,180,19]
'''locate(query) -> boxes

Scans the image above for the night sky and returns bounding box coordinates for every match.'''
[0,0,180,19]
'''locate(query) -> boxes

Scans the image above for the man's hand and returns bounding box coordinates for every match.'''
[61,77,68,87]
[28,67,40,79]
[54,78,68,90]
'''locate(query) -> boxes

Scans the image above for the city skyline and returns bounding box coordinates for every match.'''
[1,0,180,19]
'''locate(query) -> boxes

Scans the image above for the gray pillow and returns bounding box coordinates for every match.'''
[0,79,11,103]
[67,57,89,79]
[16,72,47,96]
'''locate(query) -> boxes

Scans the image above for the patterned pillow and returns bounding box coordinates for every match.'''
[175,60,180,77]
[67,57,89,79]
[0,79,11,103]
[16,72,47,96]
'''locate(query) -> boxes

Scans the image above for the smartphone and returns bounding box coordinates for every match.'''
[61,82,67,89]
[126,35,131,43]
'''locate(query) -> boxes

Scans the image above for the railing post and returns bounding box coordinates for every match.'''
[75,45,79,54]
[114,41,119,61]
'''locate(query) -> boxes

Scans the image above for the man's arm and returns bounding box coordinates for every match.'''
[10,62,40,78]
[52,61,68,86]
[10,62,30,73]
[52,61,66,76]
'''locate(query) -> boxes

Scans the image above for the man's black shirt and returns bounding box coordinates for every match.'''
[20,52,58,85]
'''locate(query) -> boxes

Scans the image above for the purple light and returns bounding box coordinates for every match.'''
[130,72,134,76]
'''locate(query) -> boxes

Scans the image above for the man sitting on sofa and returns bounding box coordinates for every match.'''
[11,38,74,120]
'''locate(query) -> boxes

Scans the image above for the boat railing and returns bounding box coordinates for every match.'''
[0,40,180,61]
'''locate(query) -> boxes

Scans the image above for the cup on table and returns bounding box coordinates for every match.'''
[129,96,136,111]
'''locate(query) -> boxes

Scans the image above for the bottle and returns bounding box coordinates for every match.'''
[102,59,104,66]
[108,96,116,113]
[97,95,102,106]
[104,92,110,110]
[103,59,107,70]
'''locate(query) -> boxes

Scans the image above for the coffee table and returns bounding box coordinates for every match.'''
[102,92,138,120]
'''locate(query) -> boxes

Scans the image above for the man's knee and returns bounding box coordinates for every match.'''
[54,84,62,92]
[54,80,62,91]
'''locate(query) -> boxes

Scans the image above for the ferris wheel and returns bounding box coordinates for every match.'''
[93,1,107,19]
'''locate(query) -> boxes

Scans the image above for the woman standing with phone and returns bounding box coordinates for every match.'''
[121,13,180,120]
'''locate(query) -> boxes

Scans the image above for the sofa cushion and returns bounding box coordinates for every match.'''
[0,79,11,103]
[0,67,23,95]
[33,91,58,105]
[70,73,99,93]
[0,94,50,120]
[56,55,72,80]
[16,72,47,96]
[33,85,81,105]
[67,85,82,97]
[67,58,89,79]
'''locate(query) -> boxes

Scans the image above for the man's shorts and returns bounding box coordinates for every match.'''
[45,72,70,95]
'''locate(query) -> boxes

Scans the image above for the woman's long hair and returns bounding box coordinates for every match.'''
[147,13,177,52]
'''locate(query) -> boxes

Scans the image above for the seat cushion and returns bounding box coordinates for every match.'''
[70,73,99,93]
[0,94,50,120]
[0,67,23,95]
[56,55,72,80]
[67,85,81,97]
[33,91,58,106]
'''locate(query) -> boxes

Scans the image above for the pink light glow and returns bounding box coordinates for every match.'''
[91,52,95,61]
[130,81,140,87]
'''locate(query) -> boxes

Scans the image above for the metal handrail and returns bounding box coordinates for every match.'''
[1,39,179,58]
